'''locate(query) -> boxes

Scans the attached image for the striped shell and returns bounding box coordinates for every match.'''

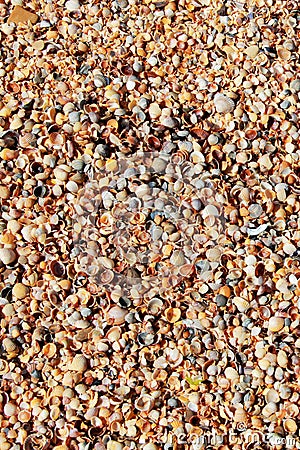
[214,94,235,113]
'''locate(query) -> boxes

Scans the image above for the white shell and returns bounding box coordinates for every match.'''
[214,94,235,113]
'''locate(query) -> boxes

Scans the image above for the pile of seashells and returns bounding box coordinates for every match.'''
[0,0,300,449]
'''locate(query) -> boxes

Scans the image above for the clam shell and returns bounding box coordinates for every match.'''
[70,354,88,372]
[3,337,17,353]
[214,93,235,113]
[233,297,249,313]
[268,317,284,332]
[24,434,49,450]
[107,306,127,324]
[134,394,154,412]
[107,441,124,450]
[284,419,297,433]
[0,248,17,265]
[43,343,57,358]
[12,283,28,299]
[170,250,185,267]
[147,298,163,315]
[0,358,9,375]
[224,367,239,380]
[164,307,181,323]
[4,402,18,416]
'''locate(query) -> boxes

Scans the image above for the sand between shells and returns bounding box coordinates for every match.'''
[1,0,300,449]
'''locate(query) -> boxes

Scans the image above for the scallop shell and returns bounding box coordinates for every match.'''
[214,93,235,113]
[106,326,121,342]
[18,410,31,422]
[170,250,186,267]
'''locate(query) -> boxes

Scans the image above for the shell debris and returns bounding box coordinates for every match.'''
[0,0,300,447]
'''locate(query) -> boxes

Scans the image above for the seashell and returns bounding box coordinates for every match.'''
[224,367,239,380]
[234,406,247,422]
[71,159,85,171]
[170,250,185,267]
[49,132,64,146]
[160,116,178,128]
[19,133,36,148]
[0,358,9,375]
[0,185,10,199]
[100,269,115,284]
[107,306,127,324]
[152,157,168,173]
[50,261,65,278]
[248,203,263,218]
[259,306,270,320]
[179,264,195,277]
[262,402,277,417]
[3,337,17,353]
[244,45,259,58]
[12,283,28,299]
[136,332,154,346]
[245,129,257,140]
[164,307,181,323]
[147,298,163,315]
[107,441,124,450]
[53,167,68,181]
[50,406,60,421]
[143,445,158,450]
[290,79,300,92]
[66,181,78,193]
[219,285,231,298]
[283,242,296,256]
[65,0,80,11]
[4,402,18,416]
[268,316,284,332]
[232,297,249,313]
[284,418,297,434]
[70,354,88,372]
[149,103,162,119]
[33,185,47,198]
[266,388,279,403]
[21,225,36,242]
[246,224,268,236]
[277,46,291,60]
[213,93,235,113]
[43,343,57,358]
[134,394,154,412]
[24,434,49,450]
[18,410,31,422]
[106,326,121,342]
[0,248,17,265]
